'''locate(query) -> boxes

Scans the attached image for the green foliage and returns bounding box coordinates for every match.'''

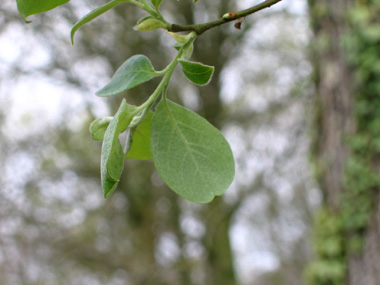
[125,112,153,160]
[134,17,167,31]
[16,0,242,203]
[16,0,69,22]
[70,0,133,44]
[151,0,163,10]
[151,100,235,203]
[101,100,138,198]
[305,209,346,285]
[308,0,380,283]
[89,117,113,141]
[96,55,159,97]
[179,60,214,85]
[341,0,380,236]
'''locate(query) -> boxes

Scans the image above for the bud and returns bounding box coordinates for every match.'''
[167,32,193,44]
[134,18,167,31]
[222,12,237,20]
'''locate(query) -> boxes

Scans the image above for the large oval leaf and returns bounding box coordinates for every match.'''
[96,55,158,97]
[151,100,235,203]
[101,99,138,198]
[125,112,153,160]
[16,0,69,21]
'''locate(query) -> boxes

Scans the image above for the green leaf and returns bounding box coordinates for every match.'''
[16,0,69,22]
[133,18,167,31]
[194,0,199,3]
[168,32,193,44]
[101,99,138,198]
[89,117,113,141]
[96,55,158,97]
[151,100,235,203]
[126,112,153,160]
[71,0,131,44]
[151,0,163,10]
[182,43,194,60]
[178,59,214,85]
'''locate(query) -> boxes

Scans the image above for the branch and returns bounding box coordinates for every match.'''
[168,0,283,35]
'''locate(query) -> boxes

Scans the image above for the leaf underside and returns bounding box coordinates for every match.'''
[151,100,235,203]
[101,99,137,198]
[89,117,113,141]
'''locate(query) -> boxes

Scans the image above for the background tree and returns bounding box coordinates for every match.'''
[306,0,380,284]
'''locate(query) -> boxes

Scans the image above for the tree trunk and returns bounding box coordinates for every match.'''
[309,0,380,284]
[309,0,355,210]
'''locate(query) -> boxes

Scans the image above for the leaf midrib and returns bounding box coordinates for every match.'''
[163,101,211,190]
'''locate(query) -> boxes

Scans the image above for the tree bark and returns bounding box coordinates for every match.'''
[309,0,380,284]
[309,0,355,210]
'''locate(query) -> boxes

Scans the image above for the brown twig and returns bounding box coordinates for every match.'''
[168,0,283,35]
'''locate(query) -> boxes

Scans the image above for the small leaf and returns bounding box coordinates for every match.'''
[136,16,154,25]
[89,117,113,141]
[97,55,158,97]
[151,100,235,203]
[167,32,193,44]
[101,99,138,198]
[133,18,167,31]
[183,43,194,60]
[194,0,199,3]
[151,0,163,10]
[16,0,69,22]
[126,112,153,160]
[71,0,131,44]
[178,59,214,85]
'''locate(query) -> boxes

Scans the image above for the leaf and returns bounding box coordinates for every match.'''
[183,43,194,60]
[194,0,199,3]
[126,112,153,160]
[101,99,138,198]
[96,55,158,97]
[167,32,192,44]
[71,0,131,44]
[89,117,113,141]
[151,100,235,203]
[16,0,69,22]
[178,59,214,85]
[151,0,163,10]
[134,18,167,31]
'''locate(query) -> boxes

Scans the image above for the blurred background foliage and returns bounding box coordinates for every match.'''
[0,0,317,284]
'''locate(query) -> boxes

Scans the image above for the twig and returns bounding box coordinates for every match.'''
[168,0,283,35]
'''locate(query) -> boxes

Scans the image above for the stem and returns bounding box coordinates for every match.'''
[169,0,283,35]
[131,32,197,126]
[139,0,169,25]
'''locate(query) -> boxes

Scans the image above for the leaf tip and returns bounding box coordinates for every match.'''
[102,179,119,198]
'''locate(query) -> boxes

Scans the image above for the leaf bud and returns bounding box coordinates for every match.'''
[167,32,193,44]
[134,19,167,31]
[222,12,237,20]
